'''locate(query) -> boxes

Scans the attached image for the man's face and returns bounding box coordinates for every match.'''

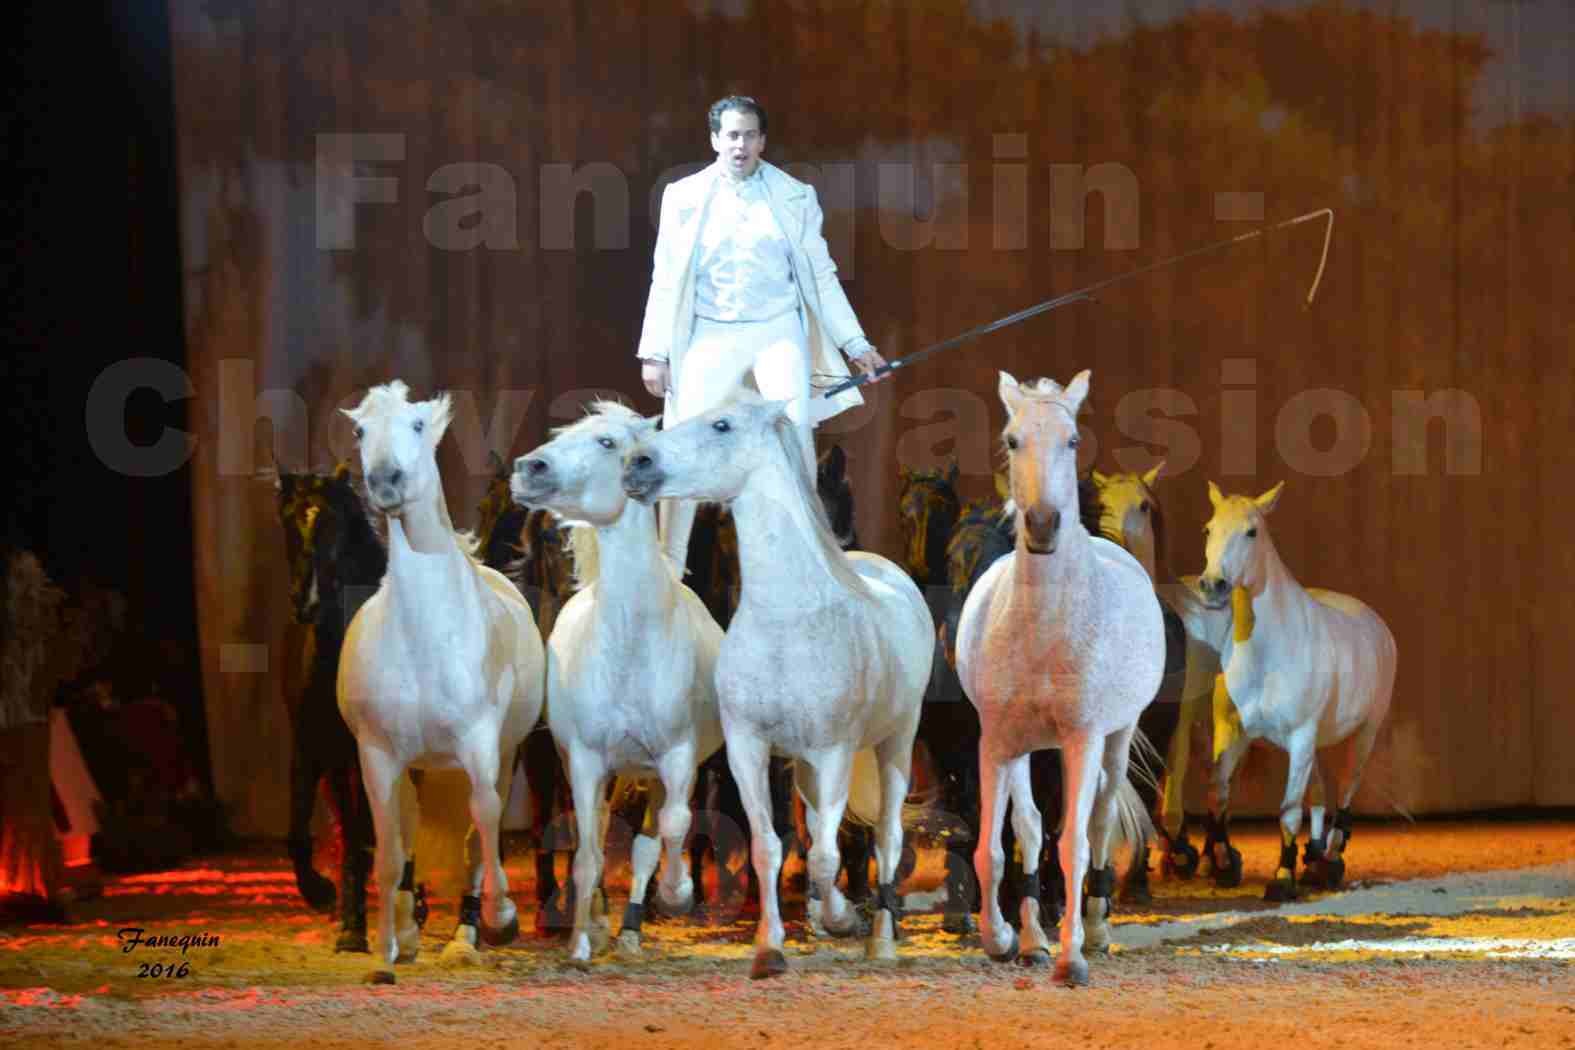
[711,108,765,178]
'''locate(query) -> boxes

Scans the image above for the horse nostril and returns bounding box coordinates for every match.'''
[631,454,652,471]
[1049,509,1062,534]
[526,459,548,477]
[387,469,404,488]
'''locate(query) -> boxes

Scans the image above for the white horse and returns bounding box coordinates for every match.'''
[1198,481,1397,899]
[510,400,724,963]
[956,371,1165,987]
[622,391,934,979]
[338,381,546,967]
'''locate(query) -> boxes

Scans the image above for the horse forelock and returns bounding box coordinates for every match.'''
[549,398,647,443]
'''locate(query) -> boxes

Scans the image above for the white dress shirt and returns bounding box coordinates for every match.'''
[692,166,800,323]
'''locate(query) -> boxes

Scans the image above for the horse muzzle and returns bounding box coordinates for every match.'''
[1198,575,1232,608]
[621,454,664,504]
[365,466,407,512]
[510,458,555,506]
[1022,506,1061,556]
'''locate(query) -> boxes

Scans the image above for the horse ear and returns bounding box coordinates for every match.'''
[821,444,847,481]
[1254,481,1285,515]
[993,471,1009,501]
[424,392,454,443]
[1208,480,1225,508]
[997,371,1023,417]
[488,449,504,474]
[332,460,351,482]
[1063,369,1091,415]
[1091,469,1110,488]
[1143,461,1165,488]
[946,459,959,485]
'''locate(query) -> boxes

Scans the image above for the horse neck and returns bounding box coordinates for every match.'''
[1006,516,1096,621]
[385,484,480,606]
[1246,535,1307,633]
[585,500,675,623]
[730,457,850,612]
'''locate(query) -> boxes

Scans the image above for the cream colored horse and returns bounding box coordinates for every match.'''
[956,371,1165,987]
[1199,481,1397,899]
[338,381,546,967]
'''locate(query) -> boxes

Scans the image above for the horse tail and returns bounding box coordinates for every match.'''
[1112,777,1156,854]
[1126,724,1163,797]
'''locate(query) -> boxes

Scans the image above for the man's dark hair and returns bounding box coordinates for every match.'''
[708,95,768,135]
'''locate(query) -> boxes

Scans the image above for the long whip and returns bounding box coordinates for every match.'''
[821,207,1334,398]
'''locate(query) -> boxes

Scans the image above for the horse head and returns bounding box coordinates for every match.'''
[342,380,452,516]
[1089,462,1166,579]
[998,370,1090,557]
[1199,480,1284,607]
[897,459,960,582]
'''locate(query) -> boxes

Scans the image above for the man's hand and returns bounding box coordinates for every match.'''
[641,360,670,399]
[850,348,890,385]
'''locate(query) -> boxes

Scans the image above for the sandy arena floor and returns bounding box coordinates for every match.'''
[2,818,1573,1049]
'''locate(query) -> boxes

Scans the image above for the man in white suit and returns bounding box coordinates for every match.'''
[637,95,886,564]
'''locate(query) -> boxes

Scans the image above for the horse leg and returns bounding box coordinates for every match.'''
[329,765,371,953]
[930,733,980,935]
[654,747,699,916]
[1203,733,1251,888]
[1265,735,1316,902]
[725,732,787,979]
[799,755,862,940]
[974,745,1016,963]
[288,731,335,914]
[358,745,415,967]
[1054,731,1106,987]
[1322,716,1384,888]
[619,782,663,959]
[1005,755,1052,966]
[867,731,917,961]
[565,748,610,964]
[524,730,566,933]
[1300,757,1333,889]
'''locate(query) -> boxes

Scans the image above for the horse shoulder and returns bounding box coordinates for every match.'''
[953,553,1014,692]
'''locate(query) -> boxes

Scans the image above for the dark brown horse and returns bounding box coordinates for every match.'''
[274,463,387,952]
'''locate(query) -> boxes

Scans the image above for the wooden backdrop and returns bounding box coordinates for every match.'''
[169,0,1574,836]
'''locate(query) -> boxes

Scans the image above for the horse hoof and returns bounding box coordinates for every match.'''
[656,879,694,918]
[1054,957,1090,987]
[1322,858,1346,891]
[750,948,788,980]
[366,969,396,985]
[300,876,337,915]
[986,941,1020,965]
[1263,878,1299,903]
[1018,948,1051,969]
[439,939,482,968]
[334,930,370,954]
[480,915,519,947]
[865,912,897,962]
[616,930,644,960]
[942,912,978,936]
[1166,841,1201,880]
[1212,847,1243,889]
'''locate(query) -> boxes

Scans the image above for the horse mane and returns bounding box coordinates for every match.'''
[766,408,871,600]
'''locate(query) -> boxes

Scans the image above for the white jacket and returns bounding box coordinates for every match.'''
[637,160,866,425]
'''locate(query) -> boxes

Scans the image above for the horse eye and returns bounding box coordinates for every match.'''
[1246,527,1258,538]
[712,419,731,433]
[412,419,425,434]
[1069,435,1081,449]
[353,425,365,440]
[1140,501,1150,513]
[1004,435,1019,451]
[598,436,616,450]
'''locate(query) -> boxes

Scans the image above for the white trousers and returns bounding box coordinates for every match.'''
[662,310,817,566]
